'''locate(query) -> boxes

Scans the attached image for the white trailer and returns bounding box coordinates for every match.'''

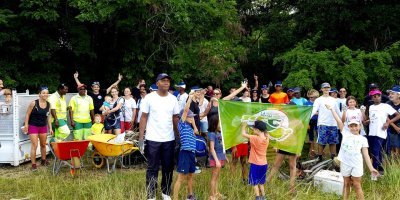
[0,90,75,166]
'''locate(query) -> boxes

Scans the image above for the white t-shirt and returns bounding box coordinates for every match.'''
[368,103,396,139]
[240,97,251,102]
[311,96,341,126]
[338,129,369,168]
[136,97,144,123]
[121,97,137,122]
[141,92,180,142]
[199,98,209,123]
[343,109,366,136]
[177,92,188,111]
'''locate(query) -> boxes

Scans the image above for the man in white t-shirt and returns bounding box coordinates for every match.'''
[367,89,400,175]
[139,73,180,200]
[311,82,341,161]
[176,82,188,111]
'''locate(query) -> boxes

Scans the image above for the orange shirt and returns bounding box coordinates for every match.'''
[268,92,289,104]
[248,135,269,165]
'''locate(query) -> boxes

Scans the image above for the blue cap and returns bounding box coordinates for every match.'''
[261,85,268,90]
[156,73,171,82]
[150,84,158,91]
[389,85,400,93]
[321,82,331,88]
[175,82,186,89]
[190,86,202,91]
[293,87,301,93]
[287,88,294,92]
[330,88,338,93]
[275,81,283,86]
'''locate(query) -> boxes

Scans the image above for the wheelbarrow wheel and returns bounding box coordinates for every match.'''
[92,151,105,168]
[70,168,76,176]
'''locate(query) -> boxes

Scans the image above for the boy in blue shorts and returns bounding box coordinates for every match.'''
[173,93,198,200]
[242,120,269,200]
[311,82,341,161]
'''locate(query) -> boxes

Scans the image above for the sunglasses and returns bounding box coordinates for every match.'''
[339,90,346,92]
[214,93,221,95]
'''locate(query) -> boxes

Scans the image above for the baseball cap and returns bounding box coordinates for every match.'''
[369,89,382,96]
[92,81,100,86]
[156,73,171,82]
[329,88,338,93]
[261,85,268,90]
[191,86,202,91]
[275,81,283,86]
[321,82,331,88]
[369,83,379,89]
[388,85,400,94]
[254,120,267,132]
[180,109,197,118]
[348,119,360,126]
[293,87,301,93]
[175,82,186,89]
[150,84,158,91]
[287,88,294,92]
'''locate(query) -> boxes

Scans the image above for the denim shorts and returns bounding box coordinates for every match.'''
[317,125,339,145]
[200,121,208,133]
[104,117,121,131]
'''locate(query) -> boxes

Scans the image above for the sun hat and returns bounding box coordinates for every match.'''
[348,119,360,125]
[369,89,382,96]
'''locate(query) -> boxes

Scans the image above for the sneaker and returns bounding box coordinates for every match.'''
[187,193,197,200]
[195,166,201,174]
[31,164,38,171]
[41,159,50,166]
[162,193,171,200]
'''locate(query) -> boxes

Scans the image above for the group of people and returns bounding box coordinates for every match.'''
[10,71,400,200]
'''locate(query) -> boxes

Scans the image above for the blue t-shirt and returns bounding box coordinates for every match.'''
[178,121,196,151]
[208,131,226,161]
[290,97,308,106]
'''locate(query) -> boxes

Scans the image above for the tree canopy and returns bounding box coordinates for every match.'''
[1,0,399,97]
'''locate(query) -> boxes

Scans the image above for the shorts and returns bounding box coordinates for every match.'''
[28,125,48,134]
[200,121,208,133]
[209,159,225,167]
[340,162,363,177]
[277,149,296,156]
[308,120,317,142]
[248,163,268,185]
[120,121,132,133]
[389,130,400,148]
[317,125,339,145]
[233,143,249,158]
[104,117,121,131]
[177,150,196,174]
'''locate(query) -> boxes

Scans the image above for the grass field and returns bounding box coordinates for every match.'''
[1,148,400,200]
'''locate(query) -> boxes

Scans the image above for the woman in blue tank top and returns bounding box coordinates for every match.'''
[23,86,52,171]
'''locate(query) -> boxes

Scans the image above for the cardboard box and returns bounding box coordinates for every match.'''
[314,170,343,195]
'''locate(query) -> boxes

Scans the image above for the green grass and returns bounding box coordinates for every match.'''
[1,151,400,200]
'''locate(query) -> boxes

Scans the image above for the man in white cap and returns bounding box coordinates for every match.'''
[139,73,180,200]
[176,81,188,111]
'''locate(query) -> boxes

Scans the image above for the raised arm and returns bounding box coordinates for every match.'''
[326,104,344,132]
[73,71,82,86]
[106,73,123,94]
[222,81,248,100]
[253,74,258,90]
[241,123,251,139]
[181,92,194,122]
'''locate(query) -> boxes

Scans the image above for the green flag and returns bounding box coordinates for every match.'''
[219,100,312,154]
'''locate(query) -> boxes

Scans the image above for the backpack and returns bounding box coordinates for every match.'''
[195,135,207,157]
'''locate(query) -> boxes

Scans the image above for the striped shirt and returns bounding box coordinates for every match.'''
[178,121,196,151]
